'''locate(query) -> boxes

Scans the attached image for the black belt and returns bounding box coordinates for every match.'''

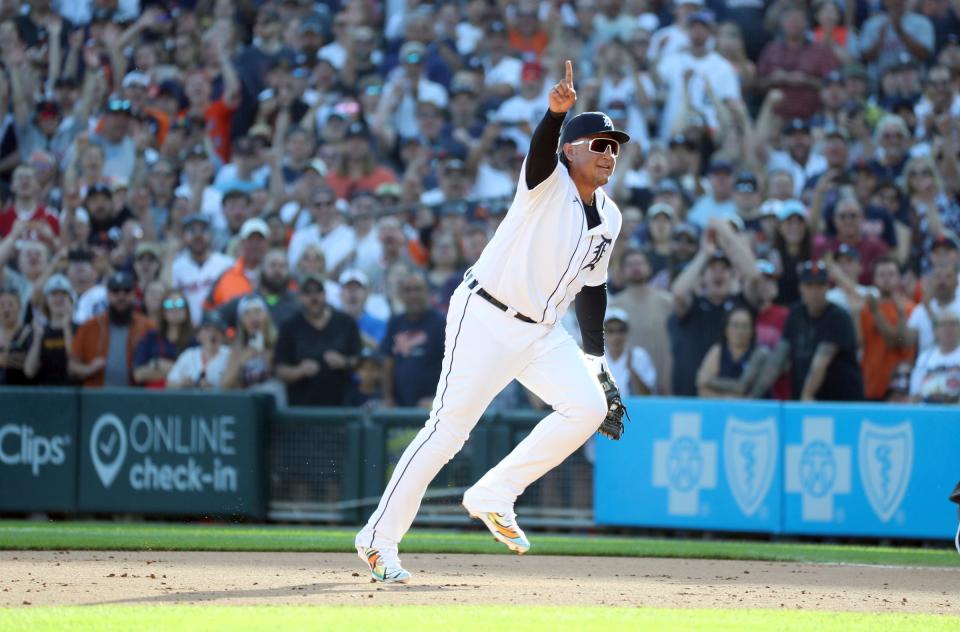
[467,279,535,323]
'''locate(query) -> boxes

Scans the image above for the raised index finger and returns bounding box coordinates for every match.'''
[565,60,574,88]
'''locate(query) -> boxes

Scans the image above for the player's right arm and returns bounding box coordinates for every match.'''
[525,60,577,190]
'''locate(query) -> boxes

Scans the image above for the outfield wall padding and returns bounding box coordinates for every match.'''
[595,398,958,540]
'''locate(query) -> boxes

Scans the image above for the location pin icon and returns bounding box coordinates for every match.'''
[90,414,127,488]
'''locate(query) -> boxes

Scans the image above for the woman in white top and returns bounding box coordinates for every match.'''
[910,310,960,403]
[166,312,230,390]
[603,308,656,396]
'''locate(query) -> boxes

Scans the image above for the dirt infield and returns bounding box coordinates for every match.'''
[1,551,958,613]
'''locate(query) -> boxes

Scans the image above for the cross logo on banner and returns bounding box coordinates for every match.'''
[785,416,851,522]
[653,412,717,516]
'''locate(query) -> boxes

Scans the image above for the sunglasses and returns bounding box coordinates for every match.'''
[163,298,187,310]
[606,326,627,334]
[569,138,620,157]
[909,169,933,177]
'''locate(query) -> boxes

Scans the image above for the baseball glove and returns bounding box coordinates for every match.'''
[597,367,629,440]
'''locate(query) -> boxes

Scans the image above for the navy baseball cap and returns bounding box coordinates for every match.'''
[559,112,630,147]
[799,260,829,284]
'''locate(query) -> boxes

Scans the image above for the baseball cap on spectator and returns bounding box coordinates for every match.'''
[604,307,629,325]
[299,20,322,35]
[759,199,783,218]
[135,242,162,260]
[451,81,476,97]
[669,134,694,149]
[182,213,211,229]
[400,41,426,64]
[122,72,150,90]
[67,248,93,263]
[647,202,675,220]
[756,259,779,278]
[199,311,227,332]
[930,234,959,252]
[708,159,734,175]
[238,294,268,315]
[734,171,758,192]
[86,184,112,201]
[184,144,208,161]
[707,249,731,266]
[339,269,369,287]
[44,274,74,299]
[835,243,860,261]
[673,221,699,240]
[489,20,508,34]
[73,208,90,225]
[239,218,270,240]
[220,189,250,204]
[299,272,326,291]
[799,261,829,284]
[376,182,402,199]
[443,158,467,173]
[782,118,811,135]
[823,124,849,141]
[106,271,135,292]
[36,100,60,118]
[726,214,746,232]
[521,62,544,82]
[688,10,715,27]
[303,159,327,175]
[778,199,807,221]
[248,124,272,142]
[91,7,114,23]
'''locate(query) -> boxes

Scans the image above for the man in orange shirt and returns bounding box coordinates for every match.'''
[206,218,270,309]
[860,256,915,400]
[69,272,154,387]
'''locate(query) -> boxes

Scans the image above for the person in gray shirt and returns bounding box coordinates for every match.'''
[860,0,934,79]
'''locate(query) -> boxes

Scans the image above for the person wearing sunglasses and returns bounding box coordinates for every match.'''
[132,290,194,389]
[356,60,631,583]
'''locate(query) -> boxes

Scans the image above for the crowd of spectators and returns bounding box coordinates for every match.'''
[0,0,959,406]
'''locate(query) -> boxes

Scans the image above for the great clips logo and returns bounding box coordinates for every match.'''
[89,413,238,493]
[0,424,70,476]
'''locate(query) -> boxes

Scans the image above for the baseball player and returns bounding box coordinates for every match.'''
[356,61,629,583]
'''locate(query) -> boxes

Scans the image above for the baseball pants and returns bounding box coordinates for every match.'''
[358,282,607,548]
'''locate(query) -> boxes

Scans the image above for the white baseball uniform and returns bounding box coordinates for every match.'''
[357,144,622,549]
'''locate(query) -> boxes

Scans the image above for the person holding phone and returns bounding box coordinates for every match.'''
[221,294,277,390]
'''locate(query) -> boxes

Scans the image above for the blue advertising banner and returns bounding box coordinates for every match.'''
[782,403,958,539]
[596,398,782,533]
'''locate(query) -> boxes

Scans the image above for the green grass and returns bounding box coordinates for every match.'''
[0,606,957,632]
[1,520,958,567]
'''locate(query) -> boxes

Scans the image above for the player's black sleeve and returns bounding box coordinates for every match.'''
[525,109,566,190]
[576,283,607,357]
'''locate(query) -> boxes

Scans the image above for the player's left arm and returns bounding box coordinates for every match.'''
[799,341,837,401]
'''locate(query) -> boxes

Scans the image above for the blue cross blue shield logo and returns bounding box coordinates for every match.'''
[724,416,776,518]
[858,420,913,523]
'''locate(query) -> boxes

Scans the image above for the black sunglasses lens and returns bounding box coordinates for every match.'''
[591,138,619,156]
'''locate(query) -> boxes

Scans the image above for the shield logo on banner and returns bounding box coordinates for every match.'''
[859,420,913,523]
[724,417,777,517]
